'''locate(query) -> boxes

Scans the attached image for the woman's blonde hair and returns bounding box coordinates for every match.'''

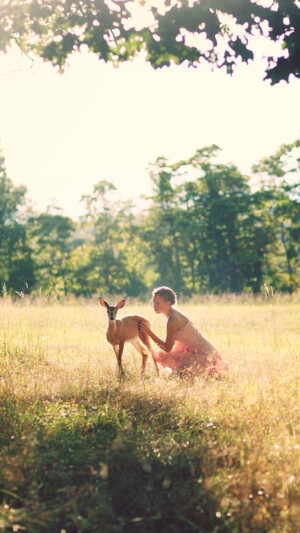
[152,286,177,305]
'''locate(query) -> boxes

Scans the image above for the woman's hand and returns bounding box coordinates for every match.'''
[139,321,151,335]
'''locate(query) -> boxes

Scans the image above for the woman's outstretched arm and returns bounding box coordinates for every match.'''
[139,319,178,353]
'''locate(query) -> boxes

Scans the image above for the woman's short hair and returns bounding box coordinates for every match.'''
[152,286,177,305]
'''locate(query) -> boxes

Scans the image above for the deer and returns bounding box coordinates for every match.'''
[99,298,159,376]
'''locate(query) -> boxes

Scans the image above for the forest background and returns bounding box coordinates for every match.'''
[1,137,299,299]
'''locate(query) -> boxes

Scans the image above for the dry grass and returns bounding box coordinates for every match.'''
[0,295,299,532]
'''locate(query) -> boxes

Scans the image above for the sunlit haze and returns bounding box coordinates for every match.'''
[0,39,299,219]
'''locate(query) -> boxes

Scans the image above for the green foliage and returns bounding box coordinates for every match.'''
[76,180,150,297]
[252,139,300,292]
[0,140,299,297]
[28,211,76,296]
[0,151,35,294]
[143,143,299,295]
[1,1,299,83]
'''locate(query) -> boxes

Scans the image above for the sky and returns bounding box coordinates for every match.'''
[0,35,299,219]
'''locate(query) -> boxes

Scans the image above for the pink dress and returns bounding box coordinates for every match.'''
[153,320,228,376]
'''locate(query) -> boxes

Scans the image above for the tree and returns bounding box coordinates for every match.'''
[0,152,26,247]
[28,210,76,296]
[143,157,187,295]
[172,146,257,293]
[144,147,253,294]
[1,0,299,84]
[252,138,300,291]
[0,150,34,294]
[5,223,35,295]
[78,180,149,297]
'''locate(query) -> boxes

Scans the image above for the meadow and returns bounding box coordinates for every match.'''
[0,294,299,533]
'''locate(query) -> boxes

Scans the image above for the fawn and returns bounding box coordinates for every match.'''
[99,298,159,375]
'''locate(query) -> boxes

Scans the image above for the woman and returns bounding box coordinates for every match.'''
[139,286,228,376]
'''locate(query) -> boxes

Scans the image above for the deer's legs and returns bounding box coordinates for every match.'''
[113,343,124,374]
[138,332,159,376]
[152,358,159,376]
[131,338,148,375]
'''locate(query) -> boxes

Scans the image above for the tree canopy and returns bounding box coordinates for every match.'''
[1,0,299,84]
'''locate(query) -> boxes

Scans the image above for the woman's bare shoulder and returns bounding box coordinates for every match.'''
[169,308,189,327]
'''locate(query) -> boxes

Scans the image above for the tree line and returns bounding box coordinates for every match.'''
[0,140,299,299]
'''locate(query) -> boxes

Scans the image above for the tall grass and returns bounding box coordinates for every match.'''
[0,295,299,532]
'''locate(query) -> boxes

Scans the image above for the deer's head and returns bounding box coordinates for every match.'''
[99,298,126,321]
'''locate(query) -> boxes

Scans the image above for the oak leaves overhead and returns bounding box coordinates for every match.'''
[0,0,299,84]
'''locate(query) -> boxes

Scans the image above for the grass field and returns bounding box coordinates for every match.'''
[0,295,299,532]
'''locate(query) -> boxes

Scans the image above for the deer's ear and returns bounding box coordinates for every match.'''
[99,298,108,308]
[117,299,126,309]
